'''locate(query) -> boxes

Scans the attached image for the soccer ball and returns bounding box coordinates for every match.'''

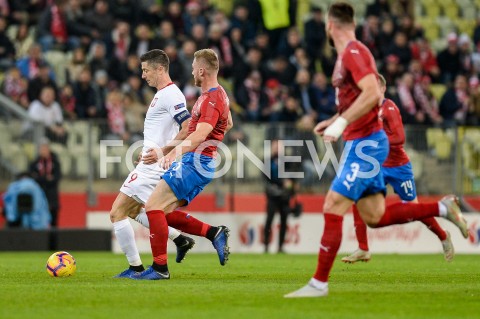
[46,251,77,277]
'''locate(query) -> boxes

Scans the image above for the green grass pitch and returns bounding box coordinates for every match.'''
[0,252,479,319]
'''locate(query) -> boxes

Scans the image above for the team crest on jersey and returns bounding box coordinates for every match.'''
[149,98,158,108]
[174,103,185,110]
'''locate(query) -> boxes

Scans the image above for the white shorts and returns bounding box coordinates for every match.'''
[119,163,166,204]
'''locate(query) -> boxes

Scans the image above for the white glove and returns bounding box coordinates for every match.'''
[323,116,348,139]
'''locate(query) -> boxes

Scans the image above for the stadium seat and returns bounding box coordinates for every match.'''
[49,143,72,176]
[434,139,452,160]
[443,3,460,20]
[426,128,444,148]
[429,84,447,101]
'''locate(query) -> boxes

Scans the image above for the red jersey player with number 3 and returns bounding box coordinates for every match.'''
[285,2,468,298]
[133,49,233,280]
[342,74,454,264]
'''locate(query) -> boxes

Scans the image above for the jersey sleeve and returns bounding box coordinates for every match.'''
[167,92,191,125]
[383,100,405,145]
[197,95,222,127]
[343,44,377,85]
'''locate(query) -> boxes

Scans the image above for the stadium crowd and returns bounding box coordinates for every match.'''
[0,0,480,144]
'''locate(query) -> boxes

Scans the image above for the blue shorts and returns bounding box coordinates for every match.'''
[162,152,215,205]
[382,162,417,201]
[331,130,389,202]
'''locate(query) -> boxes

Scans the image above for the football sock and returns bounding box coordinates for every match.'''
[421,217,448,241]
[152,262,169,273]
[352,205,369,251]
[168,227,181,240]
[129,265,145,272]
[313,213,343,282]
[113,219,142,267]
[165,210,211,238]
[146,210,169,266]
[134,208,181,240]
[134,208,149,227]
[310,277,328,290]
[375,202,439,227]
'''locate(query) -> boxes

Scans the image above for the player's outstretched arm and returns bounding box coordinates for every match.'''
[160,122,214,169]
[162,118,192,155]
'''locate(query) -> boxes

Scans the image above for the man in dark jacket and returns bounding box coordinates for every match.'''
[29,138,62,227]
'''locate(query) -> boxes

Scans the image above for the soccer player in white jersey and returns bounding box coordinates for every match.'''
[110,49,218,278]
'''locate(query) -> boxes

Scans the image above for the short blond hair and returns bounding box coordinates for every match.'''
[194,49,219,72]
[377,73,387,88]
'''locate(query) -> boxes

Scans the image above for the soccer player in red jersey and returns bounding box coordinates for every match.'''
[133,49,233,280]
[342,74,454,264]
[285,2,468,298]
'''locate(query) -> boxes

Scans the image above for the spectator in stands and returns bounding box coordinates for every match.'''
[278,27,304,60]
[3,172,50,230]
[164,43,187,87]
[382,54,402,90]
[258,0,293,51]
[207,23,233,77]
[292,68,317,117]
[29,138,61,227]
[229,27,247,67]
[366,0,391,19]
[183,1,208,37]
[397,14,423,40]
[73,67,98,119]
[84,0,114,39]
[16,43,48,79]
[65,47,86,84]
[272,95,303,123]
[290,47,313,74]
[437,33,461,84]
[105,20,131,64]
[1,66,29,109]
[0,15,15,70]
[9,0,47,26]
[474,16,480,47]
[27,61,57,103]
[304,6,326,63]
[190,23,208,52]
[164,1,185,37]
[264,54,297,86]
[356,15,381,59]
[386,31,412,72]
[458,34,473,76]
[129,23,160,58]
[263,78,286,121]
[230,4,257,47]
[109,0,138,26]
[263,139,294,254]
[123,92,145,142]
[87,41,109,76]
[232,46,264,88]
[253,32,273,62]
[58,83,76,120]
[92,69,109,118]
[157,20,179,49]
[27,86,67,144]
[36,0,80,52]
[414,75,443,126]
[178,39,197,82]
[439,74,470,127]
[391,0,414,19]
[411,37,441,83]
[235,70,268,122]
[10,22,34,59]
[105,89,129,142]
[468,76,480,125]
[65,0,100,48]
[378,18,396,60]
[311,72,336,122]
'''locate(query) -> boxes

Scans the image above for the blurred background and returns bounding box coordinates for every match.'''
[0,0,480,242]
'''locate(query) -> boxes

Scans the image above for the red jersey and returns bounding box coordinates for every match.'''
[188,85,230,157]
[379,98,410,167]
[331,41,382,140]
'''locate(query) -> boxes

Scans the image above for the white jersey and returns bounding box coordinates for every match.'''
[135,83,189,175]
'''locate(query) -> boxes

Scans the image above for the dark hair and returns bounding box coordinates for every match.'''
[328,2,355,25]
[140,49,170,72]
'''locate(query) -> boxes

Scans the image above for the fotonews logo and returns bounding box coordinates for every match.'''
[239,221,255,246]
[468,221,480,245]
